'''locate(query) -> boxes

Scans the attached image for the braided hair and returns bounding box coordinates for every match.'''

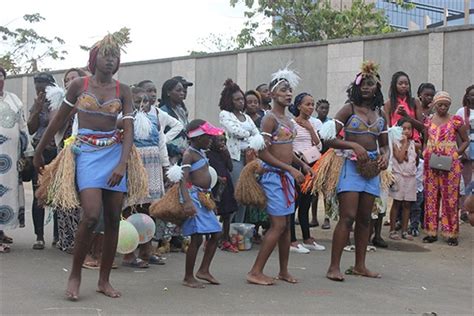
[389,71,415,118]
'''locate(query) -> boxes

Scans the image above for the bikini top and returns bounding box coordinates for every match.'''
[76,77,122,117]
[345,103,385,137]
[265,112,297,144]
[187,147,209,173]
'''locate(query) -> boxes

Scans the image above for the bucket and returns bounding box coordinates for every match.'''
[230,223,255,251]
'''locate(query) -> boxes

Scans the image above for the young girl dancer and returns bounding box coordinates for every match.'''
[246,67,312,285]
[33,35,137,300]
[180,119,224,288]
[321,61,389,281]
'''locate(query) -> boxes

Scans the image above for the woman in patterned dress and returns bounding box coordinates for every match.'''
[0,66,29,253]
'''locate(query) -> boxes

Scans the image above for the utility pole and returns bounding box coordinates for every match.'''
[465,0,470,25]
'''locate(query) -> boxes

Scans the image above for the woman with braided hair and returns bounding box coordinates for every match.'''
[321,61,389,281]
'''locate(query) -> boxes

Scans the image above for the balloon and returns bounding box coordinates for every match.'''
[209,166,218,188]
[127,213,156,244]
[117,220,139,254]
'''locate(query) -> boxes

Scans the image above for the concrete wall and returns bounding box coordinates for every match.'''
[6,25,473,125]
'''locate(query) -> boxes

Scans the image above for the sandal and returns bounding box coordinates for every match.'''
[447,238,458,246]
[0,244,11,253]
[366,245,376,252]
[343,245,355,252]
[1,235,13,244]
[32,240,45,250]
[221,241,239,253]
[147,254,166,265]
[389,231,401,241]
[401,232,414,241]
[422,236,438,243]
[122,257,149,268]
[82,259,100,270]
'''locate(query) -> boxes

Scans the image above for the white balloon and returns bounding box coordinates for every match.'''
[209,166,218,188]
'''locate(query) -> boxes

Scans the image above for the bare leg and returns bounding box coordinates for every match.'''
[390,200,401,232]
[196,232,221,284]
[277,216,297,283]
[221,215,231,242]
[247,215,287,285]
[327,192,359,281]
[66,189,102,300]
[183,234,205,288]
[97,190,123,298]
[353,193,381,278]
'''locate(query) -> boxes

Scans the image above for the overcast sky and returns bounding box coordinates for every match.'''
[2,0,264,71]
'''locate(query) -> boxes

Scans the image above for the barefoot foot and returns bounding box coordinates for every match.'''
[196,271,220,285]
[246,272,274,285]
[183,276,205,288]
[326,267,344,282]
[350,266,381,279]
[276,272,298,284]
[97,281,121,298]
[65,277,81,301]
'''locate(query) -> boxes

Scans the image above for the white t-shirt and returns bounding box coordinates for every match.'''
[292,117,323,153]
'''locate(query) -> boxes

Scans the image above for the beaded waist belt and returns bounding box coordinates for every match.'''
[76,131,122,148]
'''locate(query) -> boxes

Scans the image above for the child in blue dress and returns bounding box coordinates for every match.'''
[180,119,224,288]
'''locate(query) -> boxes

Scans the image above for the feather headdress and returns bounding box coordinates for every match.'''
[354,60,380,86]
[270,62,300,92]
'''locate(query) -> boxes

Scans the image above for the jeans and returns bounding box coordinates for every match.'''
[230,155,246,223]
[410,191,424,230]
[290,188,312,242]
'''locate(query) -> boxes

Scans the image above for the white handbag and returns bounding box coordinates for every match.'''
[301,146,321,164]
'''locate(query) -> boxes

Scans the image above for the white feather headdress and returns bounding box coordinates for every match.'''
[270,62,300,91]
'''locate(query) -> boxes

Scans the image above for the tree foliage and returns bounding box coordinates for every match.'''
[230,0,414,48]
[0,13,67,74]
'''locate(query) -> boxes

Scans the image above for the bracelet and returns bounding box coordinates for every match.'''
[63,98,75,107]
[261,132,272,138]
[122,115,134,120]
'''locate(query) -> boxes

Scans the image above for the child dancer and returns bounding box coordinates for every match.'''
[180,119,224,288]
[207,134,239,253]
[121,86,170,267]
[246,66,312,285]
[388,119,418,241]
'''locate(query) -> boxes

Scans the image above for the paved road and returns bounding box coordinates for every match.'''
[1,184,473,315]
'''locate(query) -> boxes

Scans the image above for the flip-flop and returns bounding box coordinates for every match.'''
[122,257,149,268]
[0,244,11,253]
[147,255,166,265]
[1,236,13,244]
[82,259,100,270]
[343,245,355,252]
[32,240,45,250]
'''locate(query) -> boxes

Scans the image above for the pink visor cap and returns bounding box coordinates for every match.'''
[187,122,224,138]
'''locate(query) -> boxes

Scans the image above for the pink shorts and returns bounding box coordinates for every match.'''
[388,173,416,202]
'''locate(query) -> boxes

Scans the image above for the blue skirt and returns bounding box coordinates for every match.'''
[259,162,295,216]
[181,187,222,236]
[336,153,380,197]
[75,129,127,192]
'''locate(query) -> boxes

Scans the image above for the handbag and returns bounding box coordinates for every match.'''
[301,146,321,164]
[429,154,452,171]
[18,157,34,182]
[428,123,453,171]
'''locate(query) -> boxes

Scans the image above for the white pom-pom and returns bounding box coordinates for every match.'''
[388,126,403,143]
[249,134,266,151]
[46,85,66,111]
[271,62,300,89]
[319,120,337,140]
[134,111,152,140]
[166,164,184,183]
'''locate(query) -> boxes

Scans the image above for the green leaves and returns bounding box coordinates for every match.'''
[229,0,404,48]
[1,13,67,74]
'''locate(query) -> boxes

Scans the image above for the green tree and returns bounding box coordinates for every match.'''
[230,0,414,48]
[0,13,67,74]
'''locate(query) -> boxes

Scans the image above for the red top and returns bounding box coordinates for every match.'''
[390,97,420,141]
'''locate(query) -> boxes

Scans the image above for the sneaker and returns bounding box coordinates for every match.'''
[410,227,420,237]
[303,241,325,251]
[460,212,469,223]
[321,218,331,230]
[290,244,310,254]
